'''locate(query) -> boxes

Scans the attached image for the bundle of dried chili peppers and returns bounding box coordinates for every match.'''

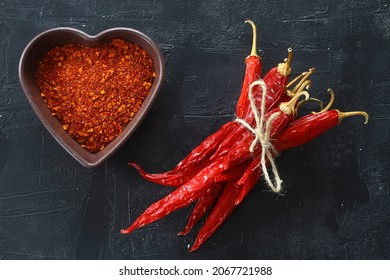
[121,20,369,252]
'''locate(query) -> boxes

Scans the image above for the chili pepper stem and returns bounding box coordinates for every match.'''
[296,80,312,94]
[287,67,315,96]
[337,110,369,124]
[286,48,293,68]
[279,91,310,116]
[277,48,293,77]
[318,88,335,113]
[245,19,259,58]
[287,71,306,89]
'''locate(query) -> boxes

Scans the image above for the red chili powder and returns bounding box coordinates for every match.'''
[35,39,155,153]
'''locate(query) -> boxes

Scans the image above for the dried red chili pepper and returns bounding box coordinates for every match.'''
[236,19,262,118]
[275,93,369,152]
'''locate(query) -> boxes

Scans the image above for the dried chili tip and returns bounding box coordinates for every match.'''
[120,228,132,234]
[129,161,196,187]
[128,162,143,171]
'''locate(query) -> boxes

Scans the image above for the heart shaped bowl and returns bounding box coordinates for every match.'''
[19,27,165,168]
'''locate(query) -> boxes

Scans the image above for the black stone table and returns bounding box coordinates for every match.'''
[0,0,389,259]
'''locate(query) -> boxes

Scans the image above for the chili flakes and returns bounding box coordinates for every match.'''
[35,39,155,153]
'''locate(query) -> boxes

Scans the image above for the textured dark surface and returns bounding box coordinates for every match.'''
[0,0,389,260]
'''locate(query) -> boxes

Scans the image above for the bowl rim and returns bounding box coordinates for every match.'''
[19,26,165,168]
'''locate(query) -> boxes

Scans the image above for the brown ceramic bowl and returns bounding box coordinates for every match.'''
[19,27,165,168]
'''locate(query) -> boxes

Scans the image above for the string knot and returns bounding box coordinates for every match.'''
[235,79,283,193]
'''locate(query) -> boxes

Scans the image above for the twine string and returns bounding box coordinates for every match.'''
[235,79,283,193]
